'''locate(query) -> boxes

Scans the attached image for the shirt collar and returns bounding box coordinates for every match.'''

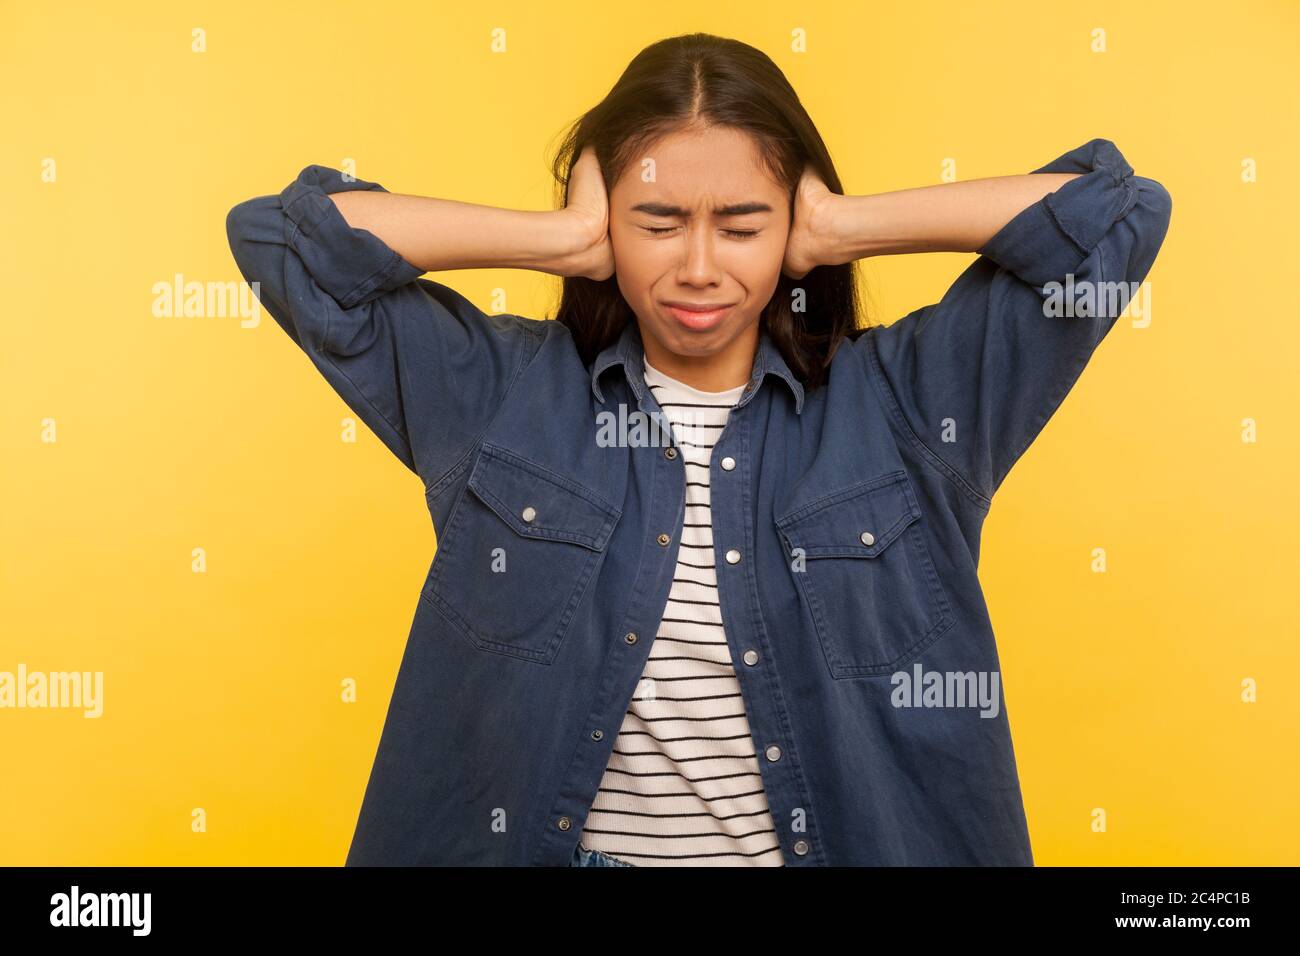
[590,320,805,415]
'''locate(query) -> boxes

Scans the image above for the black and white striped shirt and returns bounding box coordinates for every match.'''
[576,356,783,867]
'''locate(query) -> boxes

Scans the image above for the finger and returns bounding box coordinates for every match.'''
[570,147,608,209]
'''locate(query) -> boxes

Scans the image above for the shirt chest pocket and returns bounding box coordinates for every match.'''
[774,471,955,679]
[421,442,621,665]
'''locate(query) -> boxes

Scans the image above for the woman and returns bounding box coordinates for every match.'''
[226,32,1171,867]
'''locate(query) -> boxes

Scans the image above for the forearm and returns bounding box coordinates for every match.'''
[824,173,1082,260]
[328,190,591,276]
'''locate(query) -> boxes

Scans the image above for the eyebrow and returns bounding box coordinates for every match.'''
[631,201,774,217]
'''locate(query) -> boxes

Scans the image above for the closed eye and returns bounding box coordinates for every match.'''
[642,225,760,239]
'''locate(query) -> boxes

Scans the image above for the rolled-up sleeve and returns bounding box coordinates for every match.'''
[864,139,1173,504]
[278,165,427,317]
[226,165,537,486]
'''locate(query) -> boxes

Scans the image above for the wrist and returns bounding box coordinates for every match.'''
[539,209,609,278]
[819,193,890,264]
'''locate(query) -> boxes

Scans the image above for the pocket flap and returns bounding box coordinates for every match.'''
[775,471,919,559]
[468,443,621,552]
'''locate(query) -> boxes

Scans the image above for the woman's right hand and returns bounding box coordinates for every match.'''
[556,146,615,281]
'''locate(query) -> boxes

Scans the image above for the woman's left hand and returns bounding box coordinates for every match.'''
[782,164,838,280]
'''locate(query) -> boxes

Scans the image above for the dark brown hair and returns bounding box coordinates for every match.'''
[548,32,867,392]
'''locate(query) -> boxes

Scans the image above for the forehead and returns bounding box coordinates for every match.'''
[611,126,785,205]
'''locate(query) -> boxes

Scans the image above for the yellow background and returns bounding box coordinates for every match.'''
[2,0,1297,865]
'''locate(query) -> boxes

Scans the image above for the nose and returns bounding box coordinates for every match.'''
[676,223,724,286]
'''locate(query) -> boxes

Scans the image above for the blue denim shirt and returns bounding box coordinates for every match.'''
[226,139,1171,866]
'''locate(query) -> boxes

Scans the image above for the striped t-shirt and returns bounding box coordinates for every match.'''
[576,354,784,867]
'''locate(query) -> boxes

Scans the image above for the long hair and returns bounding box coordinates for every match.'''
[548,32,867,392]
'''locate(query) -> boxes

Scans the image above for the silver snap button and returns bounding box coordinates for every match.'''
[743,649,759,665]
[624,632,638,645]
[657,533,671,546]
[765,744,781,762]
[860,530,875,546]
[793,840,809,856]
[591,729,603,741]
[664,447,677,459]
[521,506,537,523]
[557,816,572,831]
[720,456,735,471]
[724,548,740,564]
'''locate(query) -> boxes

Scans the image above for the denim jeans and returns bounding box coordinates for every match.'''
[569,842,636,867]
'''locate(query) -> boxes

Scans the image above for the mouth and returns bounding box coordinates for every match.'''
[661,301,737,332]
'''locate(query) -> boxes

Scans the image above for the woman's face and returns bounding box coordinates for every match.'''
[608,125,791,389]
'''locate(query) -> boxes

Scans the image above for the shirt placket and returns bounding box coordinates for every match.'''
[703,371,823,866]
[531,364,696,865]
[532,354,823,866]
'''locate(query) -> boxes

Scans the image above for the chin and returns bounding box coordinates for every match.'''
[665,331,738,363]
[666,327,727,351]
